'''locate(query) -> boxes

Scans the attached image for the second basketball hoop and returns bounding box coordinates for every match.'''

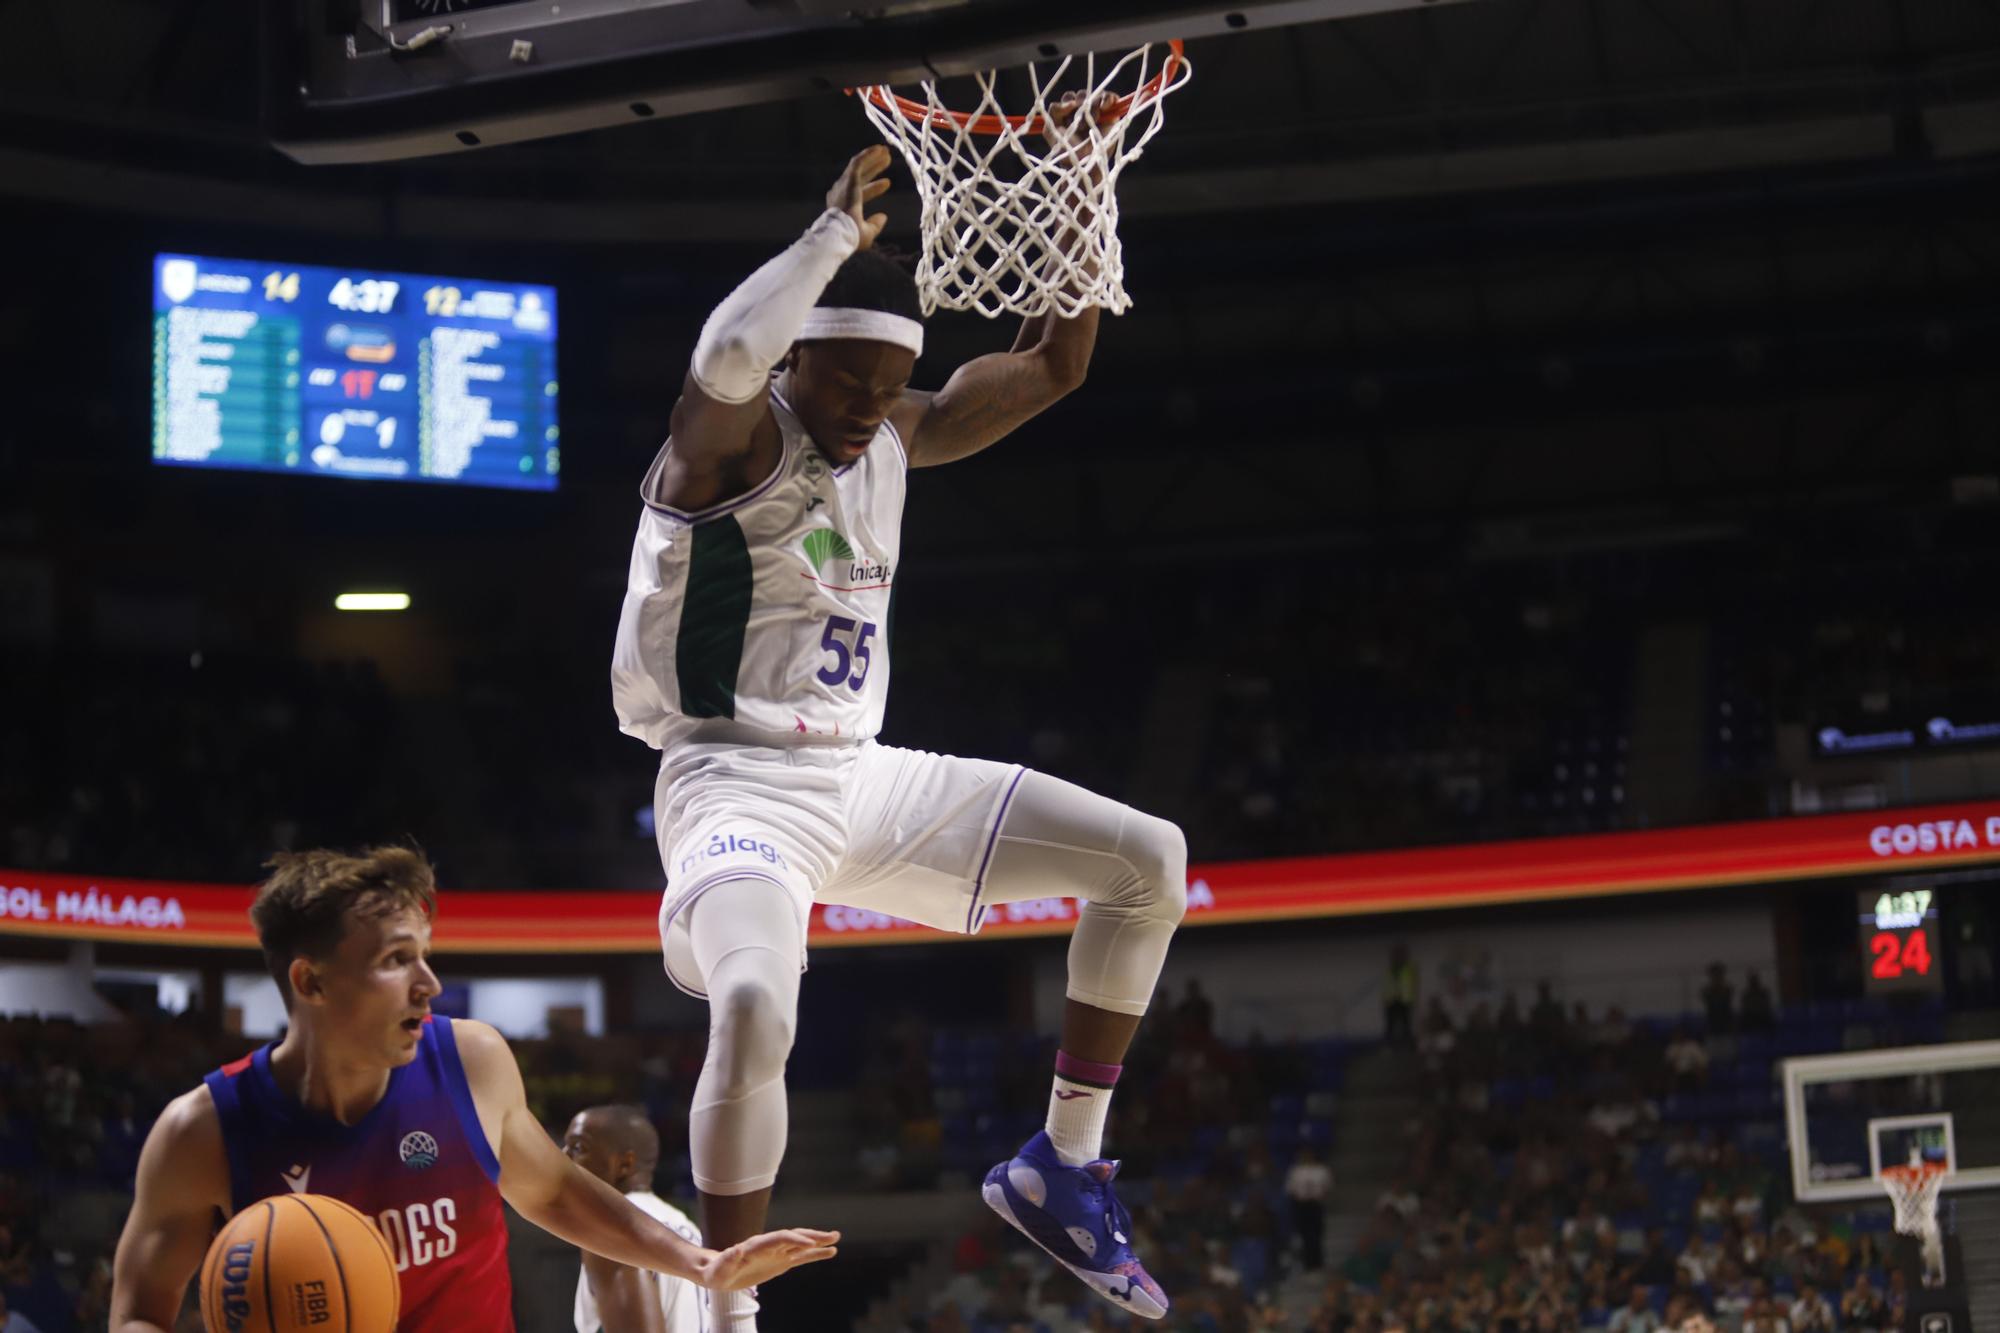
[852,43,1192,319]
[1882,1155,1950,1285]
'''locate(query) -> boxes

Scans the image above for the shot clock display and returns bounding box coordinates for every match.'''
[1859,887,1943,994]
[153,253,558,491]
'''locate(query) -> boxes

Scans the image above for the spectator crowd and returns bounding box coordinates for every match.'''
[873,969,1946,1333]
[10,530,2000,892]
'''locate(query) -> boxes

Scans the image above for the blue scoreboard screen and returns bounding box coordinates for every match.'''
[152,253,559,491]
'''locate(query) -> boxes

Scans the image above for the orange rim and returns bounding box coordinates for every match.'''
[849,40,1186,137]
[1881,1161,1949,1204]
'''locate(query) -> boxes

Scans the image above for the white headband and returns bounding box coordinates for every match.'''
[797,307,925,357]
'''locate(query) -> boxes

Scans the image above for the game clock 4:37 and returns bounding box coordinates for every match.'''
[1859,887,1943,994]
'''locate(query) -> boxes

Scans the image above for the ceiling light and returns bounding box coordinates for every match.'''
[334,592,411,612]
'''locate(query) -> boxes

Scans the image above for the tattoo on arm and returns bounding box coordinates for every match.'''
[906,307,1099,467]
[904,357,1042,467]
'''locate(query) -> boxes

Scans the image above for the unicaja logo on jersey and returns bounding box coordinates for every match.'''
[399,1130,439,1171]
[801,527,890,590]
[802,528,854,573]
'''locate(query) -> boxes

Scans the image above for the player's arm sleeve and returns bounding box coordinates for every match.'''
[110,1089,229,1333]
[581,1251,668,1333]
[689,208,860,404]
[648,208,860,501]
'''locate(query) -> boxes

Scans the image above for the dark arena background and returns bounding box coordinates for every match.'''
[4,1,2000,1330]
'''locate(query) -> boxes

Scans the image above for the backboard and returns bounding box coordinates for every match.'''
[1869,1113,1953,1179]
[1785,1040,2000,1205]
[267,0,1479,164]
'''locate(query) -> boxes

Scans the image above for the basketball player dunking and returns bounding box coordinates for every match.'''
[108,848,837,1332]
[611,128,1186,1325]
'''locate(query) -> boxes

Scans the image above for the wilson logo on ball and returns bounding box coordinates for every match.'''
[218,1240,256,1332]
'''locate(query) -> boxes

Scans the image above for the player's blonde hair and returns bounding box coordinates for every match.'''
[252,846,439,1008]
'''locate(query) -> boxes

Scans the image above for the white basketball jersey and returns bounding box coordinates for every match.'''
[573,1191,704,1333]
[612,374,905,749]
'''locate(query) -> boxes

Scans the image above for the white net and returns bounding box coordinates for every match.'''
[855,43,1191,319]
[1884,1163,1946,1236]
[1882,1163,1948,1284]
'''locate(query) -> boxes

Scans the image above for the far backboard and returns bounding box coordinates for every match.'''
[1786,1041,2000,1205]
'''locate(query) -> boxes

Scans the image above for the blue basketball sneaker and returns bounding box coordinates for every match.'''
[981,1131,1168,1320]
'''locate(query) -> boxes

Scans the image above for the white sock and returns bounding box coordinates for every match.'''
[1046,1073,1115,1167]
[706,1283,759,1332]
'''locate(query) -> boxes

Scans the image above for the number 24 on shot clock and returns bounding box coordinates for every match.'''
[1859,887,1942,992]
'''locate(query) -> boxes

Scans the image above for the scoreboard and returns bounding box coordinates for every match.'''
[153,253,559,491]
[1859,887,1944,994]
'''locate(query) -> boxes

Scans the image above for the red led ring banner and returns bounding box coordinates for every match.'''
[3,801,1998,953]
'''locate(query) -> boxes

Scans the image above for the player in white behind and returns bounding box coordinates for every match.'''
[611,123,1184,1327]
[565,1104,706,1333]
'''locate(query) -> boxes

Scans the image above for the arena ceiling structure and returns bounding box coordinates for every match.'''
[0,0,1996,543]
[2,0,1995,224]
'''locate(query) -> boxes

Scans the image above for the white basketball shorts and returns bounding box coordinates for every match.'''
[652,736,1026,998]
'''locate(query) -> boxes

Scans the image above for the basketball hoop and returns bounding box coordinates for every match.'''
[1882,1160,1947,1235]
[1881,1160,1948,1284]
[852,43,1191,318]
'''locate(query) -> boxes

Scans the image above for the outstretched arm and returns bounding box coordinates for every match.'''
[646,147,890,512]
[454,1020,838,1290]
[110,1088,231,1333]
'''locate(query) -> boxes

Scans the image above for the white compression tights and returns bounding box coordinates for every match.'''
[978,769,1188,1017]
[685,880,803,1197]
[684,770,1186,1197]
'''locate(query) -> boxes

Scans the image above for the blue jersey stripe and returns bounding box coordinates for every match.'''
[201,1063,257,1216]
[430,1013,501,1184]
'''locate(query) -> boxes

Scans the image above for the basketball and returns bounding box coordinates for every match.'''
[199,1194,400,1333]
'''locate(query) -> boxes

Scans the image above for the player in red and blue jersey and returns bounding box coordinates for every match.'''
[109,846,838,1333]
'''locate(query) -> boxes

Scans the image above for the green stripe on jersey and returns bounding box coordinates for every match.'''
[676,516,753,719]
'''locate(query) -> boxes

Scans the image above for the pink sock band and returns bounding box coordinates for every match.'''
[1055,1051,1123,1087]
